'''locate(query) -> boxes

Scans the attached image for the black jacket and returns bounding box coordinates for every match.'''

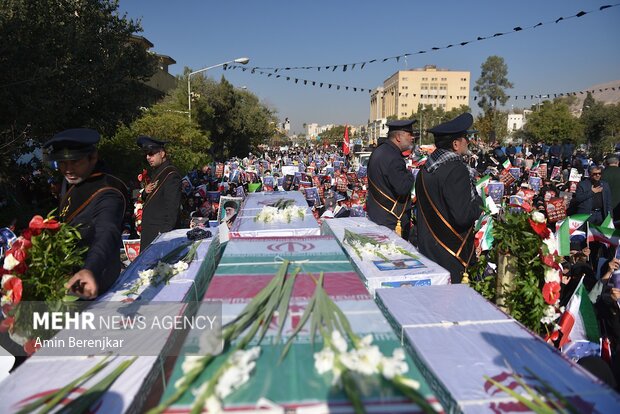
[414,157,482,283]
[141,160,182,250]
[366,140,415,238]
[59,166,128,294]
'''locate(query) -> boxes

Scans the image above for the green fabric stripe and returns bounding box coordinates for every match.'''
[577,284,601,342]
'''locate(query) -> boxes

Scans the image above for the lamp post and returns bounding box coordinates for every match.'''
[537,94,548,111]
[187,57,250,121]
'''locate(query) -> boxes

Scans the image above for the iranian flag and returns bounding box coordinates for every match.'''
[555,279,600,349]
[601,213,614,229]
[343,125,350,155]
[474,214,494,251]
[587,223,620,247]
[556,214,590,256]
[502,159,511,170]
[475,175,491,197]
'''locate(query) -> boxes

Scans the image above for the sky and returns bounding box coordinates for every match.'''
[117,0,620,134]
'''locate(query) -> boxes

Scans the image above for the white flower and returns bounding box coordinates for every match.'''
[182,355,203,374]
[172,260,189,274]
[353,345,382,376]
[360,335,373,347]
[205,395,222,414]
[531,211,546,223]
[1,292,13,307]
[138,268,155,282]
[543,233,558,255]
[2,254,20,271]
[541,305,561,325]
[331,330,348,353]
[1,274,15,287]
[544,267,561,284]
[381,348,409,380]
[381,355,409,379]
[314,347,335,374]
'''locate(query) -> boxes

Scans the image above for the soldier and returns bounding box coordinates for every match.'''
[43,128,128,299]
[415,113,482,283]
[136,136,182,250]
[366,119,416,238]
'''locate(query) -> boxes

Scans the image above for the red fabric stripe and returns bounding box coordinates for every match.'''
[558,310,576,348]
[204,273,370,301]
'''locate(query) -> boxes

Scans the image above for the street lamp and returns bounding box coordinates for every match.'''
[187,57,250,121]
[537,94,548,111]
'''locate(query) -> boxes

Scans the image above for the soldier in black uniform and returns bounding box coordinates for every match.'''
[414,113,482,283]
[366,119,416,239]
[43,128,128,299]
[137,136,182,250]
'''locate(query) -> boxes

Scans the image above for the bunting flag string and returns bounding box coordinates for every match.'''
[228,59,619,101]
[478,84,620,102]
[240,4,618,74]
[225,64,373,93]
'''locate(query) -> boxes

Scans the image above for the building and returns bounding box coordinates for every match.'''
[305,123,335,141]
[507,113,525,133]
[367,118,388,146]
[130,35,177,95]
[370,65,470,122]
[507,109,532,134]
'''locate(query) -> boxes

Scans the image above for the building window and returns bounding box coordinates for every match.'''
[441,77,447,81]
[513,123,517,130]
[431,77,437,81]
[422,77,427,81]
[402,77,408,81]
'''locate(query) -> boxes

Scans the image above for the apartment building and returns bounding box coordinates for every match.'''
[370,65,470,122]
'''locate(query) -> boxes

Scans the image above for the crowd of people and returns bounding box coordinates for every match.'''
[2,118,620,387]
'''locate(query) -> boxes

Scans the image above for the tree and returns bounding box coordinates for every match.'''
[98,99,211,184]
[412,104,471,144]
[474,56,513,142]
[474,56,514,112]
[0,0,158,151]
[474,111,508,143]
[522,100,584,144]
[189,75,277,160]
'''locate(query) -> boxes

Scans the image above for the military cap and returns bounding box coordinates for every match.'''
[43,128,100,161]
[427,113,474,145]
[136,136,168,152]
[387,119,417,134]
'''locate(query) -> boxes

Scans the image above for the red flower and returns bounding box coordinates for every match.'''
[0,317,14,333]
[138,169,150,184]
[21,228,33,240]
[11,261,27,275]
[542,282,561,305]
[10,247,27,263]
[29,215,61,235]
[2,277,23,304]
[11,237,32,251]
[540,253,560,270]
[23,338,41,355]
[528,219,550,239]
[135,210,142,220]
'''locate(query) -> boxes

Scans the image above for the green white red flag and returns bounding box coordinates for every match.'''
[556,214,590,256]
[554,279,600,349]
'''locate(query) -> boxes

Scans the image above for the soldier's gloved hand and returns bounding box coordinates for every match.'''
[65,269,99,300]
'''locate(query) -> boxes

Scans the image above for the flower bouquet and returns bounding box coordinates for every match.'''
[0,213,87,353]
[253,198,306,224]
[122,239,202,297]
[343,229,419,262]
[134,169,150,236]
[471,209,563,335]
